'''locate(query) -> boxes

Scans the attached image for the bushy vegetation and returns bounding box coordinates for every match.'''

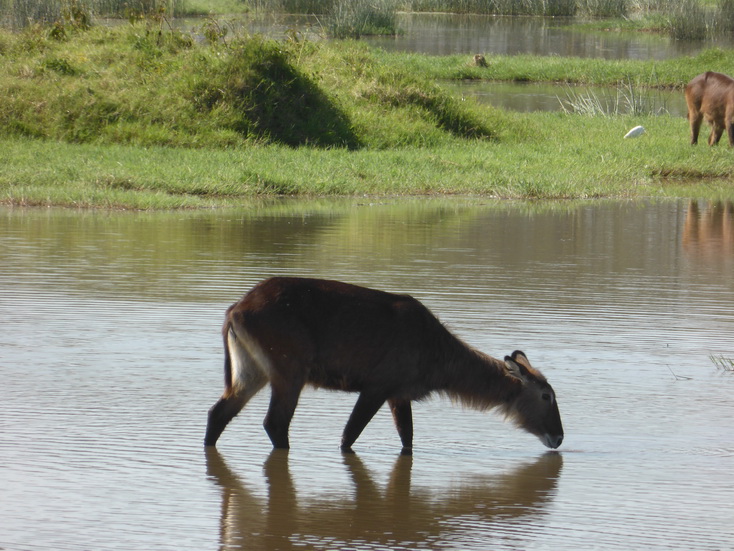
[0,24,495,148]
[1,0,189,28]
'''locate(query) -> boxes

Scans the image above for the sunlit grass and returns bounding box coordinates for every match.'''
[3,111,734,209]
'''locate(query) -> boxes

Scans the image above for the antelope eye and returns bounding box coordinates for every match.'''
[542,393,552,401]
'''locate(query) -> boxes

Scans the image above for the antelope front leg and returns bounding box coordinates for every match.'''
[388,398,414,455]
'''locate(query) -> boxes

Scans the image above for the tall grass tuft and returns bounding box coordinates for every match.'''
[578,0,628,17]
[3,0,188,28]
[5,0,64,28]
[716,0,734,34]
[559,76,672,117]
[664,0,709,39]
[327,0,398,38]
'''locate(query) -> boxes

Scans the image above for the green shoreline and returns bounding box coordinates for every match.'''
[1,24,733,209]
[4,127,733,210]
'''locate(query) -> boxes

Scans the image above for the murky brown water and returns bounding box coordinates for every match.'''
[1,198,733,550]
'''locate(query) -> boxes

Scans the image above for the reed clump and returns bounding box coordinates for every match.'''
[1,0,188,29]
[327,0,399,38]
[664,0,709,39]
[559,75,672,117]
[710,355,734,372]
[577,0,628,17]
[243,0,400,37]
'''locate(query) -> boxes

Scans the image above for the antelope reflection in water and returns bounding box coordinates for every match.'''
[683,200,734,264]
[205,449,563,550]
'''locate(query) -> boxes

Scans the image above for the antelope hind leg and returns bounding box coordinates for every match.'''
[205,378,266,446]
[341,392,387,453]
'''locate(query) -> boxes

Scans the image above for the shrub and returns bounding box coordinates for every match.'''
[192,37,360,147]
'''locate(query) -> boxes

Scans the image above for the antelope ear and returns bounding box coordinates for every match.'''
[510,350,532,371]
[504,356,528,382]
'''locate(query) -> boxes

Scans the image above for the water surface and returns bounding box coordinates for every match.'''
[203,12,734,60]
[1,199,733,550]
[444,80,689,115]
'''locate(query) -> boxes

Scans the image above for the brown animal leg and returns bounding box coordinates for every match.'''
[341,392,386,453]
[263,381,304,449]
[205,379,266,446]
[388,398,414,455]
[727,118,734,146]
[690,114,703,145]
[709,122,724,146]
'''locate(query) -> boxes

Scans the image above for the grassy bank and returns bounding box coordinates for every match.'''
[0,25,503,149]
[3,113,734,209]
[1,24,734,208]
[371,47,734,88]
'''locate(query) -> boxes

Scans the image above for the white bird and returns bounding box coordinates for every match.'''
[624,125,646,139]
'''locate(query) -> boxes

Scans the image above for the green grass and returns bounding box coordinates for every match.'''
[1,24,734,209]
[0,25,498,148]
[368,47,734,88]
[3,113,734,209]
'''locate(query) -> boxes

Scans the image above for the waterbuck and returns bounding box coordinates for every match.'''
[685,71,734,146]
[204,277,564,454]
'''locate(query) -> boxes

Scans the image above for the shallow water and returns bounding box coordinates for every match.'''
[197,12,706,115]
[1,198,733,550]
[205,12,734,60]
[366,13,709,59]
[444,80,689,115]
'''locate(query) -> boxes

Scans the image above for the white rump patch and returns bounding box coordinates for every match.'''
[228,327,272,389]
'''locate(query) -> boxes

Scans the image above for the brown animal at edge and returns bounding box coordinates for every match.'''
[204,277,564,454]
[685,71,734,146]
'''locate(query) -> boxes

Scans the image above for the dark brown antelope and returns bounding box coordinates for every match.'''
[685,71,734,146]
[204,277,564,453]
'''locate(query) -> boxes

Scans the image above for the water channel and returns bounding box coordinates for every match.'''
[204,12,734,60]
[186,12,719,115]
[1,199,733,550]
